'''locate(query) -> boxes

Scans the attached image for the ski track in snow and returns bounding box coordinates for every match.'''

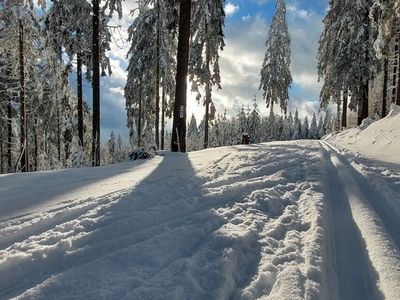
[1,141,400,299]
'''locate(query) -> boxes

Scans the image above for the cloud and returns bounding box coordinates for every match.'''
[225,2,240,16]
[203,3,326,122]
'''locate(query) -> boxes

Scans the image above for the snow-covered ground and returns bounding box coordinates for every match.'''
[325,105,400,165]
[1,110,400,299]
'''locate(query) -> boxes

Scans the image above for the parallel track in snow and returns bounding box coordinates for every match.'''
[321,141,400,299]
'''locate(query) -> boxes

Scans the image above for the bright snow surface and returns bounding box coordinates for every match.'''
[1,112,400,299]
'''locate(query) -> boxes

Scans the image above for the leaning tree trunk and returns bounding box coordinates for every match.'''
[171,0,192,153]
[92,0,101,166]
[19,20,28,172]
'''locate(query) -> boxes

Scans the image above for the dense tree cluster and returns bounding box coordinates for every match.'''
[0,0,123,174]
[318,0,400,127]
[187,104,334,152]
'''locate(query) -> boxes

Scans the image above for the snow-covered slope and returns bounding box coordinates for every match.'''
[1,140,400,299]
[325,105,400,165]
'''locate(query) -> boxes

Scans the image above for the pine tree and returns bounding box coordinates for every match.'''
[187,114,199,151]
[318,0,375,125]
[248,97,261,143]
[302,116,309,139]
[126,1,177,150]
[237,105,248,138]
[189,0,225,148]
[370,0,400,57]
[108,130,117,163]
[309,113,319,139]
[292,109,301,140]
[259,0,292,114]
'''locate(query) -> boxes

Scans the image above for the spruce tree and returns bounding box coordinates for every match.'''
[259,0,292,114]
[189,0,225,148]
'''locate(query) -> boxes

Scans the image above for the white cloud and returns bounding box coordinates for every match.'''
[242,14,251,21]
[287,4,310,19]
[225,2,240,16]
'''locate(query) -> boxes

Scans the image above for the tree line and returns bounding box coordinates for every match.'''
[187,100,335,151]
[0,0,124,174]
[318,0,400,127]
[1,0,398,174]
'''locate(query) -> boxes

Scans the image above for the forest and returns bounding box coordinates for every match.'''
[0,0,399,174]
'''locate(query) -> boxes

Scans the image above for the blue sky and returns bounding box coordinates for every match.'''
[76,0,329,144]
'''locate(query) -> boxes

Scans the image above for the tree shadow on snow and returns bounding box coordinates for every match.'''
[1,152,261,299]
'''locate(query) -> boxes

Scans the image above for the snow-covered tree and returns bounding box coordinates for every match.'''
[292,109,302,140]
[302,116,309,139]
[318,0,375,125]
[189,0,225,148]
[309,113,319,139]
[248,98,262,143]
[259,0,292,114]
[187,114,199,151]
[370,0,400,57]
[108,130,117,163]
[237,105,248,138]
[125,0,177,150]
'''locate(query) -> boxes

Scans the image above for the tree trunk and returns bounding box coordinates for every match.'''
[7,97,12,172]
[34,118,38,171]
[204,17,211,150]
[77,52,84,147]
[161,86,165,150]
[342,90,348,128]
[357,85,369,125]
[19,20,28,172]
[393,38,398,104]
[336,99,341,130]
[171,0,192,153]
[382,58,389,117]
[397,26,400,105]
[358,10,370,125]
[138,81,142,148]
[155,0,161,149]
[57,107,61,162]
[92,0,101,166]
[270,101,274,116]
[0,140,3,174]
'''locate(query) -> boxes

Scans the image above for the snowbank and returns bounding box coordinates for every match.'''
[325,105,400,165]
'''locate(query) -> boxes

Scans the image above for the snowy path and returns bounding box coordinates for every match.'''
[1,141,400,299]
[321,141,400,299]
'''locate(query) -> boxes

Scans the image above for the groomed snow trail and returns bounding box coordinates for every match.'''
[321,141,400,299]
[1,141,400,299]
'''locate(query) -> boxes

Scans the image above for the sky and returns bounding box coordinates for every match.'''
[78,0,329,143]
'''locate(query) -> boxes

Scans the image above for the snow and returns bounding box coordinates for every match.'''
[325,105,400,165]
[1,112,400,299]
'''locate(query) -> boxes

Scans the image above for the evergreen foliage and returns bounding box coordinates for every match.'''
[259,0,292,114]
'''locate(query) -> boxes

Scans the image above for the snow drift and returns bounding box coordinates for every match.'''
[325,105,400,164]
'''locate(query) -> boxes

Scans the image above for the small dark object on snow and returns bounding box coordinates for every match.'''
[241,133,250,145]
[129,147,156,160]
